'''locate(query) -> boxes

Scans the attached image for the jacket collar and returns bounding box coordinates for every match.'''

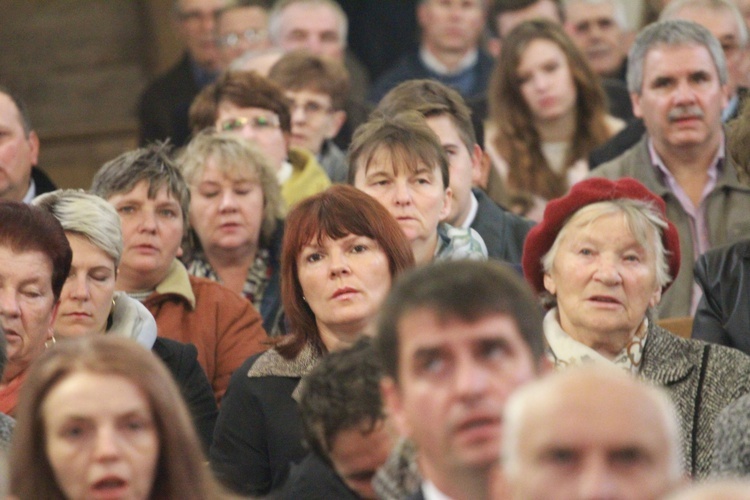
[151,260,196,309]
[247,342,320,379]
[640,323,696,385]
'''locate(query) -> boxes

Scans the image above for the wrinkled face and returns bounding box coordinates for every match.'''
[671,5,745,94]
[509,380,677,500]
[286,89,344,155]
[55,234,117,339]
[425,114,481,227]
[216,102,288,170]
[353,147,451,254]
[44,372,160,500]
[383,311,537,482]
[632,44,728,156]
[276,3,345,60]
[297,233,392,340]
[328,420,397,499]
[737,0,750,29]
[418,0,486,55]
[175,0,229,70]
[0,93,39,203]
[107,182,184,291]
[565,1,624,77]
[496,0,561,39]
[0,246,57,380]
[189,158,265,255]
[543,212,662,346]
[217,6,271,68]
[518,39,578,124]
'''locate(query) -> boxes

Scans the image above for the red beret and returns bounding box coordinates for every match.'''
[521,177,681,294]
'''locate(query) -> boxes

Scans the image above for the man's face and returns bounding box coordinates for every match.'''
[174,0,229,71]
[215,102,289,170]
[286,89,345,155]
[418,0,486,55]
[632,43,728,157]
[669,5,746,95]
[496,0,561,39]
[508,376,678,500]
[382,311,537,482]
[0,93,39,202]
[327,420,397,499]
[276,3,345,60]
[216,6,271,68]
[425,114,482,227]
[565,1,625,77]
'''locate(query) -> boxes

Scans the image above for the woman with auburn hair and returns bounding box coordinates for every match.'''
[10,335,229,499]
[485,19,624,221]
[211,185,415,496]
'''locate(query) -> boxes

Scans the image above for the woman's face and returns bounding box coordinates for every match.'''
[55,234,117,338]
[517,39,578,123]
[189,158,265,254]
[297,233,392,343]
[43,371,160,500]
[543,212,662,343]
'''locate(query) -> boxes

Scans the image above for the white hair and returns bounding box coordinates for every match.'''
[661,0,749,48]
[268,0,348,48]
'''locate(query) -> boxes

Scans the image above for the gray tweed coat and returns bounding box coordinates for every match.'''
[641,323,750,479]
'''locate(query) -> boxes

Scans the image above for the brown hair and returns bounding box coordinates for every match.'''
[11,336,227,499]
[489,19,611,200]
[268,50,350,110]
[277,185,415,359]
[189,70,292,134]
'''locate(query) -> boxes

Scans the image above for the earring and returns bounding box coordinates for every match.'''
[45,336,56,349]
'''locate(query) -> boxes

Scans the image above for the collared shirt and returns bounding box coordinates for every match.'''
[723,93,739,122]
[422,480,454,500]
[459,191,480,229]
[21,178,36,204]
[647,138,722,314]
[420,46,478,76]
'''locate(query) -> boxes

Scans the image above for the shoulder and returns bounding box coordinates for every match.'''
[188,275,253,307]
[436,223,488,261]
[590,137,649,178]
[0,413,13,451]
[140,55,194,95]
[696,239,750,280]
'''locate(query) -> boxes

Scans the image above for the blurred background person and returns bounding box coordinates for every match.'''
[281,338,394,499]
[269,51,350,183]
[190,70,331,208]
[10,335,229,499]
[486,20,624,220]
[138,0,230,147]
[91,143,268,403]
[350,111,488,265]
[215,0,272,70]
[0,327,13,451]
[34,189,218,451]
[210,185,414,496]
[713,391,750,478]
[179,130,285,334]
[0,202,71,416]
[522,177,750,478]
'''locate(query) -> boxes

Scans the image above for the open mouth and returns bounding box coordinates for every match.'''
[90,476,128,499]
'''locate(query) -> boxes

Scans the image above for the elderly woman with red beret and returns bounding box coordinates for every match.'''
[522,177,750,480]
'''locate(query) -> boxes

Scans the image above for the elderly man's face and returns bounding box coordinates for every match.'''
[0,93,39,202]
[507,373,679,500]
[418,0,486,55]
[174,0,229,71]
[276,3,345,61]
[632,43,728,156]
[216,6,271,68]
[565,0,625,77]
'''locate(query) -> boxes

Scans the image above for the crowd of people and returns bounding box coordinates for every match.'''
[3,0,750,498]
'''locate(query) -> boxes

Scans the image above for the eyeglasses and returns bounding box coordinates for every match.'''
[177,8,223,24]
[220,115,280,133]
[289,100,333,117]
[218,28,267,48]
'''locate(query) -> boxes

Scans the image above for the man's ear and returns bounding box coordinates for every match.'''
[439,186,453,222]
[470,144,484,186]
[324,110,347,140]
[380,377,411,438]
[28,130,40,167]
[631,92,643,119]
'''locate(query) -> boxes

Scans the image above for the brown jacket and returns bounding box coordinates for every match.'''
[144,261,269,403]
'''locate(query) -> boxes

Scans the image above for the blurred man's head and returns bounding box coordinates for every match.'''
[215,0,272,68]
[503,366,684,500]
[173,0,230,71]
[268,0,348,61]
[0,87,40,203]
[564,0,628,77]
[490,0,563,40]
[417,0,486,58]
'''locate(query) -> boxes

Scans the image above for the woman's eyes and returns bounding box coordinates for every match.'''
[351,244,369,253]
[305,252,323,263]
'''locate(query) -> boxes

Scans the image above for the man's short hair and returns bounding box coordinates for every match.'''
[298,338,384,462]
[377,79,478,153]
[660,0,749,48]
[189,70,292,134]
[562,0,628,30]
[347,111,450,188]
[0,85,33,136]
[90,142,190,230]
[375,260,545,382]
[268,0,348,47]
[488,0,564,37]
[627,19,728,94]
[268,51,350,110]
